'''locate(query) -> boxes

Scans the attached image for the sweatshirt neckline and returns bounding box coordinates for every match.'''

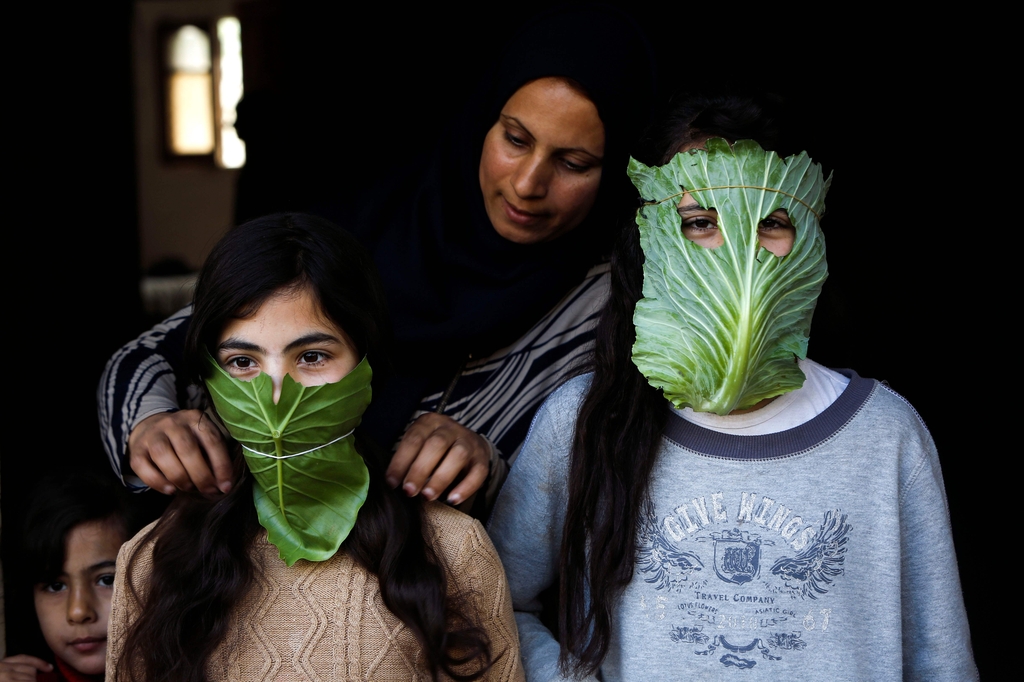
[662,369,875,460]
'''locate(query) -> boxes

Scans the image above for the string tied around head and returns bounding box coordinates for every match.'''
[240,429,355,460]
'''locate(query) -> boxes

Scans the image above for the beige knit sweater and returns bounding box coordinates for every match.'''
[106,502,524,681]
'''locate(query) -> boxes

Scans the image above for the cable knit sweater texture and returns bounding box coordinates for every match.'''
[106,502,524,681]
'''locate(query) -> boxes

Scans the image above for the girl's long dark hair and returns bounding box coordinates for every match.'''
[557,93,784,677]
[117,213,491,682]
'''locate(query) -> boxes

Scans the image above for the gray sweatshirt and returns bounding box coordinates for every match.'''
[488,371,977,681]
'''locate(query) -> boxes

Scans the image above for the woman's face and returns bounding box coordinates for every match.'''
[478,77,605,244]
[215,285,359,404]
[34,518,126,675]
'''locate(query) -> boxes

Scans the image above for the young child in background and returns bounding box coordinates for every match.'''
[0,472,135,682]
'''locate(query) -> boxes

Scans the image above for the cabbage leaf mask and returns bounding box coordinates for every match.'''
[203,351,372,566]
[627,139,830,414]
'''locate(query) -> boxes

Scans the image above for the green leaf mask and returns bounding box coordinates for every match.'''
[627,139,830,414]
[203,351,372,565]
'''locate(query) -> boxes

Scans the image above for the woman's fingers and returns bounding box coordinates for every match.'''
[0,655,53,682]
[166,427,217,493]
[395,417,453,496]
[145,432,193,492]
[128,410,233,495]
[167,417,231,495]
[194,414,233,493]
[432,445,489,505]
[387,414,491,503]
[386,417,434,488]
[411,434,467,499]
[126,437,176,493]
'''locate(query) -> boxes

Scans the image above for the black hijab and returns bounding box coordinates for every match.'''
[349,6,657,447]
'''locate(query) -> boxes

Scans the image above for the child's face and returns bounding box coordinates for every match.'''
[33,518,125,675]
[215,285,359,404]
[627,139,829,414]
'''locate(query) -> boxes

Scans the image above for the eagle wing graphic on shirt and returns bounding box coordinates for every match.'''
[770,510,851,599]
[638,509,704,591]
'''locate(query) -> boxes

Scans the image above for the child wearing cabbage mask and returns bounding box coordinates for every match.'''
[488,98,977,681]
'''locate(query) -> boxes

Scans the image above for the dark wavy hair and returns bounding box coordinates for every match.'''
[116,213,492,682]
[558,92,785,677]
[636,89,784,165]
[25,470,137,585]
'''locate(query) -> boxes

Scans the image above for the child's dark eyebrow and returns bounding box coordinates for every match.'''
[90,560,117,571]
[218,339,263,353]
[284,333,342,352]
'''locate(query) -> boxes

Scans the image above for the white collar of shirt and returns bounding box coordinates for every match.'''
[673,359,850,436]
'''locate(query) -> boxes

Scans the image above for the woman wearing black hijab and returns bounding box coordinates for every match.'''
[98,6,657,512]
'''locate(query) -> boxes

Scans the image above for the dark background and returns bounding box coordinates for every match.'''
[8,1,991,674]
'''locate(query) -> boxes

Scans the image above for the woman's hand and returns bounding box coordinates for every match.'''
[128,410,233,496]
[0,655,53,682]
[386,414,491,505]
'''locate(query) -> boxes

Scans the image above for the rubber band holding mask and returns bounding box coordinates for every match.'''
[240,430,355,460]
[626,139,831,415]
[202,349,373,566]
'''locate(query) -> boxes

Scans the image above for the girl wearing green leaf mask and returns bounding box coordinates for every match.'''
[488,93,975,680]
[107,214,523,682]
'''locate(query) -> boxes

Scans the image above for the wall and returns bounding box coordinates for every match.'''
[133,0,240,270]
